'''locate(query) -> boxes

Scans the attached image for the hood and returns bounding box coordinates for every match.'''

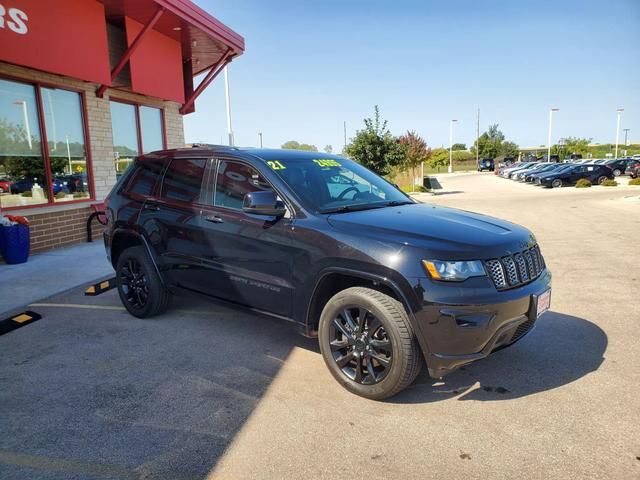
[327,204,536,259]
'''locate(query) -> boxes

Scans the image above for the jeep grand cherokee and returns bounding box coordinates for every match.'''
[104,146,552,400]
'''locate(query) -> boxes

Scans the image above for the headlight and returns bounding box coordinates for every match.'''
[422,260,486,282]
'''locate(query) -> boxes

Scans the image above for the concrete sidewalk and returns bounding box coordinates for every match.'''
[0,242,113,316]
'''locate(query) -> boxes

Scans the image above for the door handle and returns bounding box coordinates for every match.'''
[144,204,160,211]
[204,215,224,224]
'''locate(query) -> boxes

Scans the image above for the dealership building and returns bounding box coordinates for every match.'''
[0,0,243,255]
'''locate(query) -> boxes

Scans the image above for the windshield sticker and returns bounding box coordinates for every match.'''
[313,159,341,167]
[267,160,286,170]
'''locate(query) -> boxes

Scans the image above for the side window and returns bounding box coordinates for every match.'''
[126,157,165,197]
[214,160,273,210]
[161,158,207,203]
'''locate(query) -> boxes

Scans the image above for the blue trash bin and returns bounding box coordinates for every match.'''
[0,224,30,264]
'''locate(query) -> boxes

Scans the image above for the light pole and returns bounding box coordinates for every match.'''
[623,128,630,147]
[13,100,32,149]
[614,108,624,159]
[258,132,263,148]
[223,66,234,146]
[547,108,559,162]
[448,119,457,173]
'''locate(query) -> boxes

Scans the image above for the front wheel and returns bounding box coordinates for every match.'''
[116,246,170,318]
[551,179,563,188]
[318,287,422,400]
[597,176,608,185]
[613,169,621,177]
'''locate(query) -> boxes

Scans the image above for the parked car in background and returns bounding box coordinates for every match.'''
[0,177,13,194]
[524,163,571,183]
[104,146,552,400]
[536,164,614,188]
[512,163,549,181]
[477,158,495,171]
[507,162,540,179]
[625,160,640,178]
[499,162,536,178]
[10,177,69,195]
[592,159,608,165]
[605,158,636,177]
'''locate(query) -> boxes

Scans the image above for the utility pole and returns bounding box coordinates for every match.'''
[615,108,624,159]
[343,121,347,151]
[449,119,458,174]
[623,128,630,147]
[258,132,263,148]
[547,108,559,162]
[224,66,234,146]
[476,108,480,166]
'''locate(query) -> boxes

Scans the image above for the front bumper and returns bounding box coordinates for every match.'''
[410,271,551,378]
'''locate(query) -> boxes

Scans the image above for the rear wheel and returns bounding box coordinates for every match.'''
[116,246,169,318]
[318,287,422,400]
[613,169,621,177]
[551,179,563,188]
[597,176,608,185]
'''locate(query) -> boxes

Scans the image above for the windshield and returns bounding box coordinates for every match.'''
[263,156,413,213]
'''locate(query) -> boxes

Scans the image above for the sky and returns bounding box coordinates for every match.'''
[184,0,640,152]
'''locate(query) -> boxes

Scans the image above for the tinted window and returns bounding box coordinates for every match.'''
[161,158,206,203]
[214,160,273,210]
[139,106,163,153]
[126,157,165,197]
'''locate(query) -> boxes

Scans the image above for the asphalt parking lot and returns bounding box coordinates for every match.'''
[1,173,639,480]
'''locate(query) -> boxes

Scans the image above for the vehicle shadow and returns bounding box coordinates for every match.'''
[389,311,607,403]
[433,190,465,196]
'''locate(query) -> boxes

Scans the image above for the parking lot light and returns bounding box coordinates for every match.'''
[547,108,559,162]
[449,119,458,174]
[615,108,624,159]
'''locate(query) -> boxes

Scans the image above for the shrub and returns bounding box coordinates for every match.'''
[575,179,592,188]
[601,179,618,187]
[21,191,32,197]
[400,185,429,193]
[55,191,67,199]
[73,192,88,198]
[628,178,640,186]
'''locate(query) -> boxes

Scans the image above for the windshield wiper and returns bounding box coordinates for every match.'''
[383,200,414,207]
[320,204,387,214]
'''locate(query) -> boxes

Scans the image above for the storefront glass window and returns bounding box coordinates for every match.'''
[139,106,163,154]
[0,78,49,208]
[110,101,138,177]
[42,88,90,203]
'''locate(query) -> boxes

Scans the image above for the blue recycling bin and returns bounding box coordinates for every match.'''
[0,224,30,264]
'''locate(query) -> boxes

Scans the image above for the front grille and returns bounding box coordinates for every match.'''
[485,245,546,290]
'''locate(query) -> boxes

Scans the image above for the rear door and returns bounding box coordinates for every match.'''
[195,157,295,317]
[142,156,210,288]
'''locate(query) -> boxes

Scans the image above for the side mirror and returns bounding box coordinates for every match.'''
[242,190,286,217]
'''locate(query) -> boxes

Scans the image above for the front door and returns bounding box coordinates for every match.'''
[195,158,295,317]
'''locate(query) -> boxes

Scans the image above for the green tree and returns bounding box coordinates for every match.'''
[552,137,591,157]
[324,145,333,154]
[451,143,466,151]
[398,131,430,190]
[501,141,519,158]
[345,106,404,176]
[281,140,318,151]
[429,148,449,170]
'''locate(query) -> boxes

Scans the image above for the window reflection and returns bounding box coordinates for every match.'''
[110,101,138,178]
[42,87,90,202]
[0,78,48,207]
[139,106,163,153]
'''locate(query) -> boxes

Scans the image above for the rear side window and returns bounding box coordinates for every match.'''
[161,158,207,203]
[213,160,273,210]
[125,157,165,197]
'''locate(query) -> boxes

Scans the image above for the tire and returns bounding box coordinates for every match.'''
[116,246,169,318]
[551,179,563,188]
[318,287,423,400]
[613,169,621,177]
[597,176,607,185]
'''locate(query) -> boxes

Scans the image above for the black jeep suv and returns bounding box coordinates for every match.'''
[104,146,552,399]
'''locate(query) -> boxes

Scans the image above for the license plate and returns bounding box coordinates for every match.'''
[536,289,551,318]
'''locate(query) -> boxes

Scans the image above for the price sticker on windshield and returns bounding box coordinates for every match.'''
[313,159,341,167]
[266,160,286,170]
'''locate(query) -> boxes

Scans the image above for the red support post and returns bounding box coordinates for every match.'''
[179,48,233,114]
[96,6,165,98]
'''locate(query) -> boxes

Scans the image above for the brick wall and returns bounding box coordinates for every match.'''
[0,61,185,256]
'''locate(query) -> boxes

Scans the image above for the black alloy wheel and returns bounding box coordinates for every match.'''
[120,257,149,309]
[330,306,392,385]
